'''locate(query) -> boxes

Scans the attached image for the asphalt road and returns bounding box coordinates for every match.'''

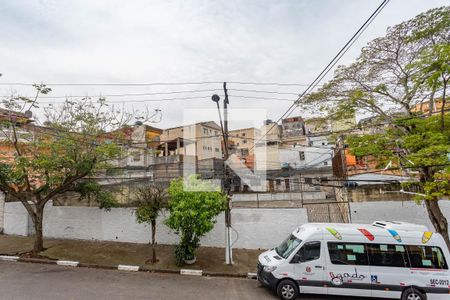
[0,261,371,300]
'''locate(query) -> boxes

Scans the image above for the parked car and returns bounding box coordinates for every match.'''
[257,221,450,300]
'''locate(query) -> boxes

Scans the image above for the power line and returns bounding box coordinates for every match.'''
[0,81,225,87]
[0,89,222,99]
[29,94,297,104]
[248,0,390,152]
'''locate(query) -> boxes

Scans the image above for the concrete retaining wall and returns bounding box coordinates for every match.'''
[4,201,308,249]
[350,200,450,232]
[6,200,449,249]
[0,193,4,233]
[3,202,30,236]
[232,192,326,202]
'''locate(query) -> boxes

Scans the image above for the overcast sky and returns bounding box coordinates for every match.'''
[0,0,448,129]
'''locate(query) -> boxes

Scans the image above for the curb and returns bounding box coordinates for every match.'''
[0,255,19,262]
[2,255,253,279]
[180,269,202,276]
[57,260,79,267]
[118,265,139,272]
[18,257,57,265]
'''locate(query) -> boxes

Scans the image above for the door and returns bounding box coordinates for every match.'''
[292,241,327,295]
[326,242,372,297]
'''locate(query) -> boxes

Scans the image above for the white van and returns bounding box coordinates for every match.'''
[257,221,450,300]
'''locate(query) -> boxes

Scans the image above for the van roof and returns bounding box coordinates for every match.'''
[293,222,440,246]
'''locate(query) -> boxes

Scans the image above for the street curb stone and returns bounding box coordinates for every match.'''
[18,257,57,264]
[180,269,202,276]
[0,255,19,261]
[118,265,140,272]
[57,260,79,267]
[4,256,251,279]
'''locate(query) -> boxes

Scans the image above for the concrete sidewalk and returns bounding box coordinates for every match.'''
[0,234,261,275]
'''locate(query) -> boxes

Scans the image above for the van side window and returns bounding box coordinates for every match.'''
[407,245,448,270]
[296,241,321,262]
[368,244,409,268]
[328,242,369,266]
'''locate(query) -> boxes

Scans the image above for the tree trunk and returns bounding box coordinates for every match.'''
[151,219,157,263]
[32,206,44,254]
[427,89,435,117]
[424,199,449,250]
[440,80,447,132]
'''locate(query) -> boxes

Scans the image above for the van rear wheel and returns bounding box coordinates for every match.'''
[277,279,299,300]
[401,287,426,300]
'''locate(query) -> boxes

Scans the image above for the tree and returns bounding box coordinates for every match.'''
[301,6,449,123]
[133,184,167,264]
[0,85,135,254]
[411,43,450,129]
[346,114,450,248]
[164,175,226,266]
[302,7,450,245]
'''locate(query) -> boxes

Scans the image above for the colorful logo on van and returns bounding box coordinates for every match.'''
[326,227,342,240]
[387,229,402,243]
[422,231,433,244]
[358,228,375,241]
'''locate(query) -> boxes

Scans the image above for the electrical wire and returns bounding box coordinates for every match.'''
[248,0,390,152]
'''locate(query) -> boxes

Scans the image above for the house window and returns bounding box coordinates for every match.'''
[243,139,247,144]
[299,151,305,161]
[215,148,219,152]
[285,179,290,191]
[203,128,209,135]
[324,161,328,166]
[242,132,246,137]
[132,152,141,161]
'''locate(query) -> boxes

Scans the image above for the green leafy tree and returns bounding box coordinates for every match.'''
[134,184,167,264]
[346,114,450,248]
[411,43,450,129]
[164,176,226,266]
[302,7,450,246]
[301,6,449,123]
[0,85,134,254]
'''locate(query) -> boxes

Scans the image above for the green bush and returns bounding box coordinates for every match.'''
[165,175,226,266]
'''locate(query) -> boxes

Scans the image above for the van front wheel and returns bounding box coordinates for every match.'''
[401,288,426,300]
[277,279,299,300]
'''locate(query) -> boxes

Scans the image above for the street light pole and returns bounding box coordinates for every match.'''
[211,82,233,265]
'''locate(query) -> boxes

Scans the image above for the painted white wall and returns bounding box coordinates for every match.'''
[3,202,30,236]
[350,200,450,232]
[0,192,4,233]
[4,201,308,249]
[233,192,326,202]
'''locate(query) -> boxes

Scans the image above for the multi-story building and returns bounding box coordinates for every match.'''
[159,121,222,160]
[280,116,308,147]
[228,127,260,158]
[259,119,281,143]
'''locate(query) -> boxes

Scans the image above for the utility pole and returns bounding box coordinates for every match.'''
[223,82,233,265]
[211,82,232,265]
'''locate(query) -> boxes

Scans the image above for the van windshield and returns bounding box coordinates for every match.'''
[275,234,302,259]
